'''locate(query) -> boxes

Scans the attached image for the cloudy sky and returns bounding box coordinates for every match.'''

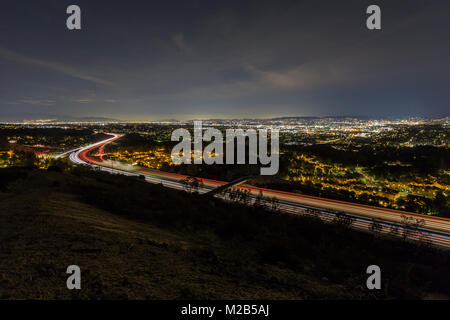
[0,0,449,121]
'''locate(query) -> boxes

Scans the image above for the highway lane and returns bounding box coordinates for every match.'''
[64,133,450,248]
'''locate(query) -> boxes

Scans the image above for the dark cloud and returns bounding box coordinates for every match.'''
[0,0,449,121]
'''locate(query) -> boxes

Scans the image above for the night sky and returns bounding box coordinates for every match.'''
[1,0,449,121]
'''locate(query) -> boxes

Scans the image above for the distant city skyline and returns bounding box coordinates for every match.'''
[1,0,450,121]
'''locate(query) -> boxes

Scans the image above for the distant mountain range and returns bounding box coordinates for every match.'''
[199,116,385,122]
[268,116,372,120]
[0,114,119,123]
[1,113,448,123]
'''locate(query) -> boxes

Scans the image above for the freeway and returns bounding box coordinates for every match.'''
[65,133,450,248]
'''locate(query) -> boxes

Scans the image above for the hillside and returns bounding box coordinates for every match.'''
[0,167,449,299]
